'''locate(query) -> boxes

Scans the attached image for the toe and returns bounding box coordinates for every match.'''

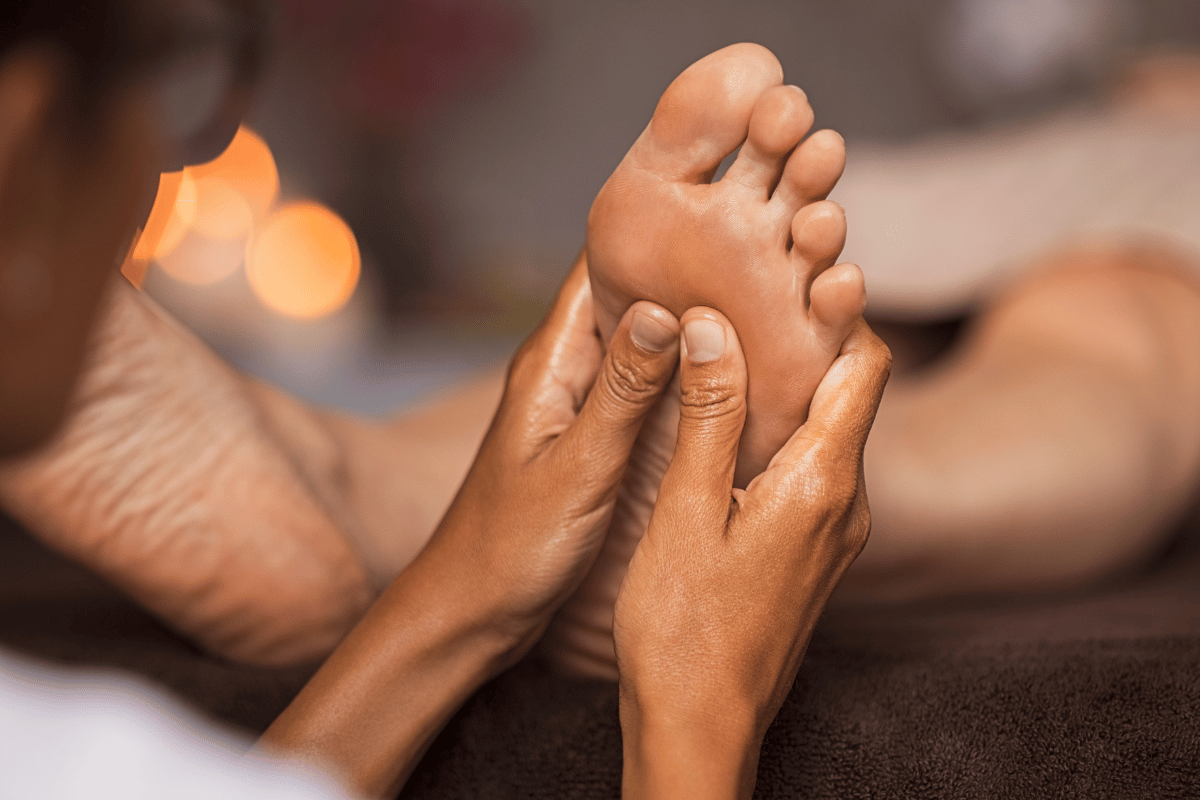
[723,85,814,196]
[809,262,866,339]
[791,200,847,278]
[633,43,783,183]
[772,129,846,215]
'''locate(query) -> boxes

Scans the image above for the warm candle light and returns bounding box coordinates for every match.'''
[134,125,277,268]
[247,202,361,319]
[185,126,279,220]
[132,171,196,262]
[132,126,361,319]
[188,176,254,240]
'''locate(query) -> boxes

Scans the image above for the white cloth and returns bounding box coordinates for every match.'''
[0,649,351,800]
[837,108,1200,316]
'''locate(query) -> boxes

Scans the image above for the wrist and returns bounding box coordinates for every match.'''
[619,682,764,800]
[396,532,538,677]
[421,495,565,665]
[261,540,527,798]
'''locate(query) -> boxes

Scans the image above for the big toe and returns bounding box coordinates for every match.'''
[634,43,783,182]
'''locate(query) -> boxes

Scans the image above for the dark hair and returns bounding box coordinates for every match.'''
[2,0,137,123]
[3,1,271,164]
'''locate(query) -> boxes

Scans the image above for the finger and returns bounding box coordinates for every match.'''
[654,308,749,533]
[555,300,681,485]
[769,317,892,469]
[528,251,592,345]
[506,252,604,411]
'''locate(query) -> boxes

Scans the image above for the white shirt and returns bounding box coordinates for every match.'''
[0,649,351,800]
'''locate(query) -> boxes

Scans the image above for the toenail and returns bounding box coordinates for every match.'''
[684,319,725,363]
[631,310,677,352]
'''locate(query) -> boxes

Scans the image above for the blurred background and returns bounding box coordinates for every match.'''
[129,0,1200,415]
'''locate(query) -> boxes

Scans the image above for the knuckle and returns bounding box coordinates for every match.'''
[844,503,872,556]
[827,486,870,557]
[506,335,541,382]
[778,450,862,519]
[805,469,859,519]
[758,449,871,560]
[853,330,893,384]
[824,462,863,511]
[600,352,661,406]
[796,474,870,558]
[870,339,894,383]
[679,378,745,422]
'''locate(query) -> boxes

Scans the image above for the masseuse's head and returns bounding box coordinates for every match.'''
[0,0,266,455]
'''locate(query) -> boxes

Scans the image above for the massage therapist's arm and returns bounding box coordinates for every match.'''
[259,258,685,797]
[262,291,889,799]
[615,312,891,800]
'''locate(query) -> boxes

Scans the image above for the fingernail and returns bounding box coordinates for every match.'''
[684,319,725,363]
[631,310,676,352]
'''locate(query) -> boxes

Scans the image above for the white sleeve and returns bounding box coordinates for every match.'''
[0,649,354,800]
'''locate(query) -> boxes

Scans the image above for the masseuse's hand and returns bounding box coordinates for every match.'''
[263,255,683,798]
[422,256,686,652]
[613,308,891,800]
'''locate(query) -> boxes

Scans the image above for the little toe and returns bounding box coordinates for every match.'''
[723,85,814,196]
[773,129,846,214]
[634,43,783,183]
[790,200,847,278]
[809,262,866,339]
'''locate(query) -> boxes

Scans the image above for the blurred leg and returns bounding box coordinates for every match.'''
[843,241,1200,603]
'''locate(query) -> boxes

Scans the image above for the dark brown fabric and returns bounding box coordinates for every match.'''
[2,511,1198,799]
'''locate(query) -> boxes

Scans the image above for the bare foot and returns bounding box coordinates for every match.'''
[0,279,495,667]
[588,43,862,485]
[544,43,865,680]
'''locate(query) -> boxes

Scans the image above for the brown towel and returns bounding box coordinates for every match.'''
[1,512,1198,799]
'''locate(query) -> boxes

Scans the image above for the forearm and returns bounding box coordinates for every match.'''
[616,611,829,800]
[262,270,687,797]
[259,536,520,799]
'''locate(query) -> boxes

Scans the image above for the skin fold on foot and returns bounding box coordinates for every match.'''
[0,278,497,667]
[544,43,867,680]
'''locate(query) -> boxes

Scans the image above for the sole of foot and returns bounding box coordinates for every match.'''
[587,42,864,487]
[545,43,865,680]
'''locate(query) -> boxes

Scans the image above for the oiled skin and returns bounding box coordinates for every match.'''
[549,43,867,680]
[587,44,863,487]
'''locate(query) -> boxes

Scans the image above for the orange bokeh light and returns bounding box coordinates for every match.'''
[132,171,196,261]
[134,125,275,265]
[133,126,363,320]
[186,126,279,220]
[158,233,249,286]
[188,176,254,240]
[247,202,361,319]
